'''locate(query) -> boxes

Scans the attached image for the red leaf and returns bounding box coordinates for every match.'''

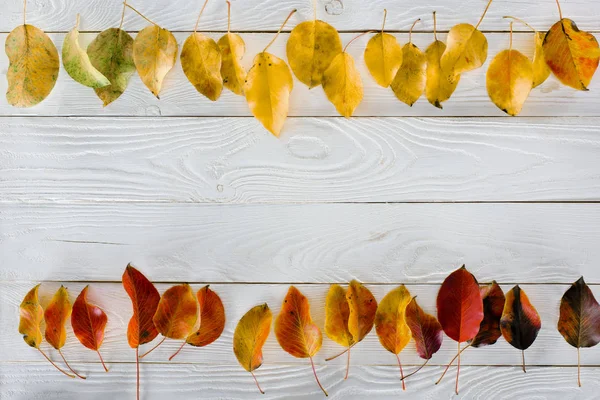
[122,264,160,348]
[71,285,109,371]
[406,297,443,360]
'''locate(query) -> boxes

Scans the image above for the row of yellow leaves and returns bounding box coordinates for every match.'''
[5,1,600,135]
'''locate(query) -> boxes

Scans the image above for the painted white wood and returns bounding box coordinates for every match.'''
[2,203,600,283]
[3,0,599,32]
[1,363,596,400]
[3,117,600,203]
[1,33,599,117]
[1,282,595,367]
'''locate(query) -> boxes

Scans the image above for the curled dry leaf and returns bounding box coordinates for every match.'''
[71,285,109,371]
[275,286,328,396]
[364,10,403,88]
[181,33,223,101]
[543,15,599,90]
[469,281,505,347]
[374,285,412,388]
[425,12,459,109]
[88,28,135,106]
[5,24,59,107]
[233,304,272,394]
[286,20,342,88]
[558,277,600,386]
[391,20,426,107]
[532,32,551,88]
[218,2,246,95]
[500,285,541,372]
[62,15,110,88]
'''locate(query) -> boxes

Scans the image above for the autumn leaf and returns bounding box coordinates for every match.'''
[500,285,541,372]
[71,285,109,372]
[391,19,426,107]
[374,285,412,389]
[436,265,483,394]
[364,10,402,88]
[62,14,110,88]
[404,297,443,380]
[425,12,459,108]
[244,10,295,136]
[181,0,223,101]
[440,0,492,83]
[44,286,85,379]
[486,22,533,116]
[469,281,505,347]
[217,1,247,95]
[275,286,328,396]
[169,285,225,360]
[126,4,178,98]
[233,303,272,394]
[543,0,599,90]
[558,277,600,386]
[286,2,342,88]
[141,283,199,358]
[5,24,59,107]
[122,264,160,400]
[325,284,352,348]
[322,33,365,117]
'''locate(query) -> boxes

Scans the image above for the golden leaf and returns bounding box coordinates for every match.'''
[286,20,342,88]
[375,285,412,355]
[440,23,488,83]
[364,10,402,88]
[181,33,223,101]
[133,25,178,98]
[19,284,44,348]
[391,43,426,106]
[44,286,72,350]
[62,15,110,88]
[322,50,364,117]
[325,284,353,348]
[5,25,59,107]
[217,2,246,95]
[532,32,551,88]
[425,12,459,108]
[347,280,377,343]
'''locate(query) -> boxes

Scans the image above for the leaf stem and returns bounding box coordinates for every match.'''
[23,0,26,25]
[169,341,187,361]
[522,350,526,373]
[124,3,159,27]
[309,356,328,396]
[75,13,81,30]
[433,11,437,41]
[313,0,317,21]
[119,0,127,30]
[139,336,166,359]
[509,21,513,51]
[455,342,461,395]
[97,350,109,372]
[263,9,296,52]
[381,9,387,32]
[226,0,231,32]
[194,0,210,33]
[343,31,376,52]
[555,0,563,20]
[136,347,140,400]
[503,16,536,32]
[474,0,493,30]
[435,343,470,385]
[58,349,86,379]
[396,353,406,391]
[325,342,357,361]
[251,371,265,394]
[37,348,75,378]
[344,346,350,380]
[409,18,420,44]
[401,358,429,381]
[578,347,581,387]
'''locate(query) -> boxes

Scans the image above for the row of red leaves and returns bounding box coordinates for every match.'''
[18,264,600,398]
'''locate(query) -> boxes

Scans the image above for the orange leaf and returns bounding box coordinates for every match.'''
[44,285,72,350]
[122,264,160,348]
[19,284,44,349]
[347,280,377,343]
[275,286,327,396]
[71,285,109,371]
[153,284,199,340]
[186,285,225,347]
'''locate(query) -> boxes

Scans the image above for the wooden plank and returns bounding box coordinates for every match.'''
[1,33,599,117]
[2,203,599,283]
[3,116,600,203]
[1,282,597,367]
[3,0,599,32]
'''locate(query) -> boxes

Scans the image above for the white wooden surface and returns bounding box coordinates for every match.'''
[2,0,600,398]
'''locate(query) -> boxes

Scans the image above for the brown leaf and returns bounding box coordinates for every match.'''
[469,281,505,347]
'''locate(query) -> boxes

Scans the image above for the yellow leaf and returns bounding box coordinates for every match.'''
[347,280,377,343]
[133,25,178,98]
[486,49,533,116]
[441,23,488,83]
[181,33,223,101]
[532,32,551,88]
[322,52,363,117]
[19,284,44,348]
[365,32,403,87]
[286,20,342,88]
[324,284,353,347]
[62,15,110,88]
[426,40,460,109]
[543,18,599,90]
[5,25,59,107]
[391,43,426,106]
[218,33,247,95]
[374,285,412,355]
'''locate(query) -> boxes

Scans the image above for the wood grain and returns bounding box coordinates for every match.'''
[2,203,599,283]
[2,282,598,367]
[3,117,600,203]
[3,0,600,32]
[1,33,599,117]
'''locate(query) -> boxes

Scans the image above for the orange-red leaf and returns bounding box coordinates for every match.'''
[406,297,443,360]
[19,284,44,348]
[500,285,541,350]
[347,280,377,343]
[44,285,72,350]
[153,284,199,340]
[469,281,505,347]
[558,277,600,348]
[122,264,161,348]
[71,285,108,351]
[436,266,484,343]
[186,285,225,347]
